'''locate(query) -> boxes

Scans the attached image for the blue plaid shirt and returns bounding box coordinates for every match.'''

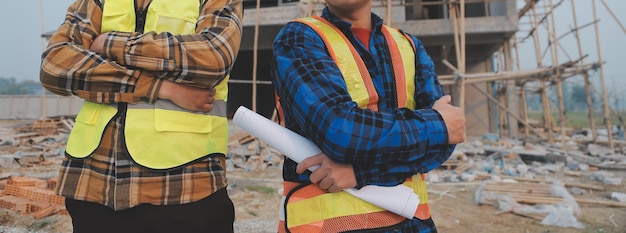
[271,8,455,232]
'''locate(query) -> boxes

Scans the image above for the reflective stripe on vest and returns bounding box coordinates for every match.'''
[277,17,428,233]
[295,16,416,110]
[283,175,430,231]
[65,0,230,170]
[381,26,417,109]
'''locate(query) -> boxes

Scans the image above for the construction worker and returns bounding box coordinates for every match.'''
[271,0,465,232]
[39,0,242,232]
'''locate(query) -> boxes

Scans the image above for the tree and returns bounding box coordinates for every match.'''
[606,79,626,111]
[570,83,599,111]
[0,77,42,95]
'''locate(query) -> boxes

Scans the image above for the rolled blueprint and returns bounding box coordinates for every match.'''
[232,106,419,219]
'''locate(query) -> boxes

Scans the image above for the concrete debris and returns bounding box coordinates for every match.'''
[569,187,585,196]
[588,171,623,185]
[1,118,625,229]
[227,132,285,172]
[602,177,623,186]
[611,192,626,203]
[587,143,615,157]
[0,155,20,168]
[474,179,586,229]
[434,133,626,229]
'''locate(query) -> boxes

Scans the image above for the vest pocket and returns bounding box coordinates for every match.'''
[101,6,135,33]
[152,12,196,34]
[75,101,104,125]
[124,102,222,170]
[145,0,199,35]
[66,102,118,158]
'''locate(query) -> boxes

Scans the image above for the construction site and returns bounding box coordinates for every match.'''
[1,0,625,232]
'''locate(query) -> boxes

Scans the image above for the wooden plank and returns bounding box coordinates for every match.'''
[575,198,626,208]
[476,174,605,191]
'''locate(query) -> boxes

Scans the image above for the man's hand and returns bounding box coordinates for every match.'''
[296,153,357,193]
[158,80,216,112]
[90,33,107,54]
[432,95,466,144]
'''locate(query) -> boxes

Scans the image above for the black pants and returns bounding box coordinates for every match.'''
[65,188,234,233]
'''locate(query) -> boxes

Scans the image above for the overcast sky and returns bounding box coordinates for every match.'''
[1,0,624,85]
[1,0,75,82]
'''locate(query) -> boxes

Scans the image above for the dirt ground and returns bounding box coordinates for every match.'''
[228,167,626,233]
[1,119,625,233]
[1,164,625,233]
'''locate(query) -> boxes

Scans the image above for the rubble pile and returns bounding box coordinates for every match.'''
[0,118,72,219]
[1,118,625,229]
[435,133,626,228]
[0,119,288,220]
[0,117,71,169]
[226,132,285,172]
[0,176,67,219]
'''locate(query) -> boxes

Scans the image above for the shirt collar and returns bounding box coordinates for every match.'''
[321,7,385,33]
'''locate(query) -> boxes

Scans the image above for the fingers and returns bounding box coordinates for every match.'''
[323,178,344,193]
[431,95,466,144]
[197,103,213,112]
[311,172,338,193]
[207,87,217,96]
[438,95,451,104]
[317,175,333,190]
[157,82,217,112]
[298,155,332,191]
[296,153,324,174]
[90,33,107,53]
[296,153,356,193]
[316,174,347,193]
[432,95,452,111]
[193,88,216,111]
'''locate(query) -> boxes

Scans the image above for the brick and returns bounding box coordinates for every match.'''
[32,205,57,219]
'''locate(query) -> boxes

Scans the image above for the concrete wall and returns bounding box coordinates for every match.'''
[0,95,83,119]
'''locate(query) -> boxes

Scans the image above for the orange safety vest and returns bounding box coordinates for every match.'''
[277,16,430,233]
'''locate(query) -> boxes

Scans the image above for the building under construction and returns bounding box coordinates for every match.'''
[228,0,625,150]
[29,0,624,149]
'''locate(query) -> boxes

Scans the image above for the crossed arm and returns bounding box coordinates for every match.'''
[40,0,243,111]
[272,22,465,191]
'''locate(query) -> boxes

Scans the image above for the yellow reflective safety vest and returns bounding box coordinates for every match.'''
[65,0,230,170]
[278,16,430,233]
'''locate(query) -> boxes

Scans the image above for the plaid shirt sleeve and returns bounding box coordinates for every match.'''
[272,19,455,187]
[40,0,242,104]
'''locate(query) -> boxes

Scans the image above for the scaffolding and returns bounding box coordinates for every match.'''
[247,0,625,151]
[509,0,625,151]
[35,1,625,149]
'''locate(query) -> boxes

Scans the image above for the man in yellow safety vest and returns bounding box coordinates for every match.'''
[40,0,242,232]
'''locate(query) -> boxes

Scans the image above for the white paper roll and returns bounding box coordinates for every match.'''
[232,106,321,164]
[232,106,419,219]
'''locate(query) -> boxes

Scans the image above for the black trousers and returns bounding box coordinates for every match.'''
[65,188,234,233]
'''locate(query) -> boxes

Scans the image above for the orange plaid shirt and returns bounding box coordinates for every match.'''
[41,0,242,211]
